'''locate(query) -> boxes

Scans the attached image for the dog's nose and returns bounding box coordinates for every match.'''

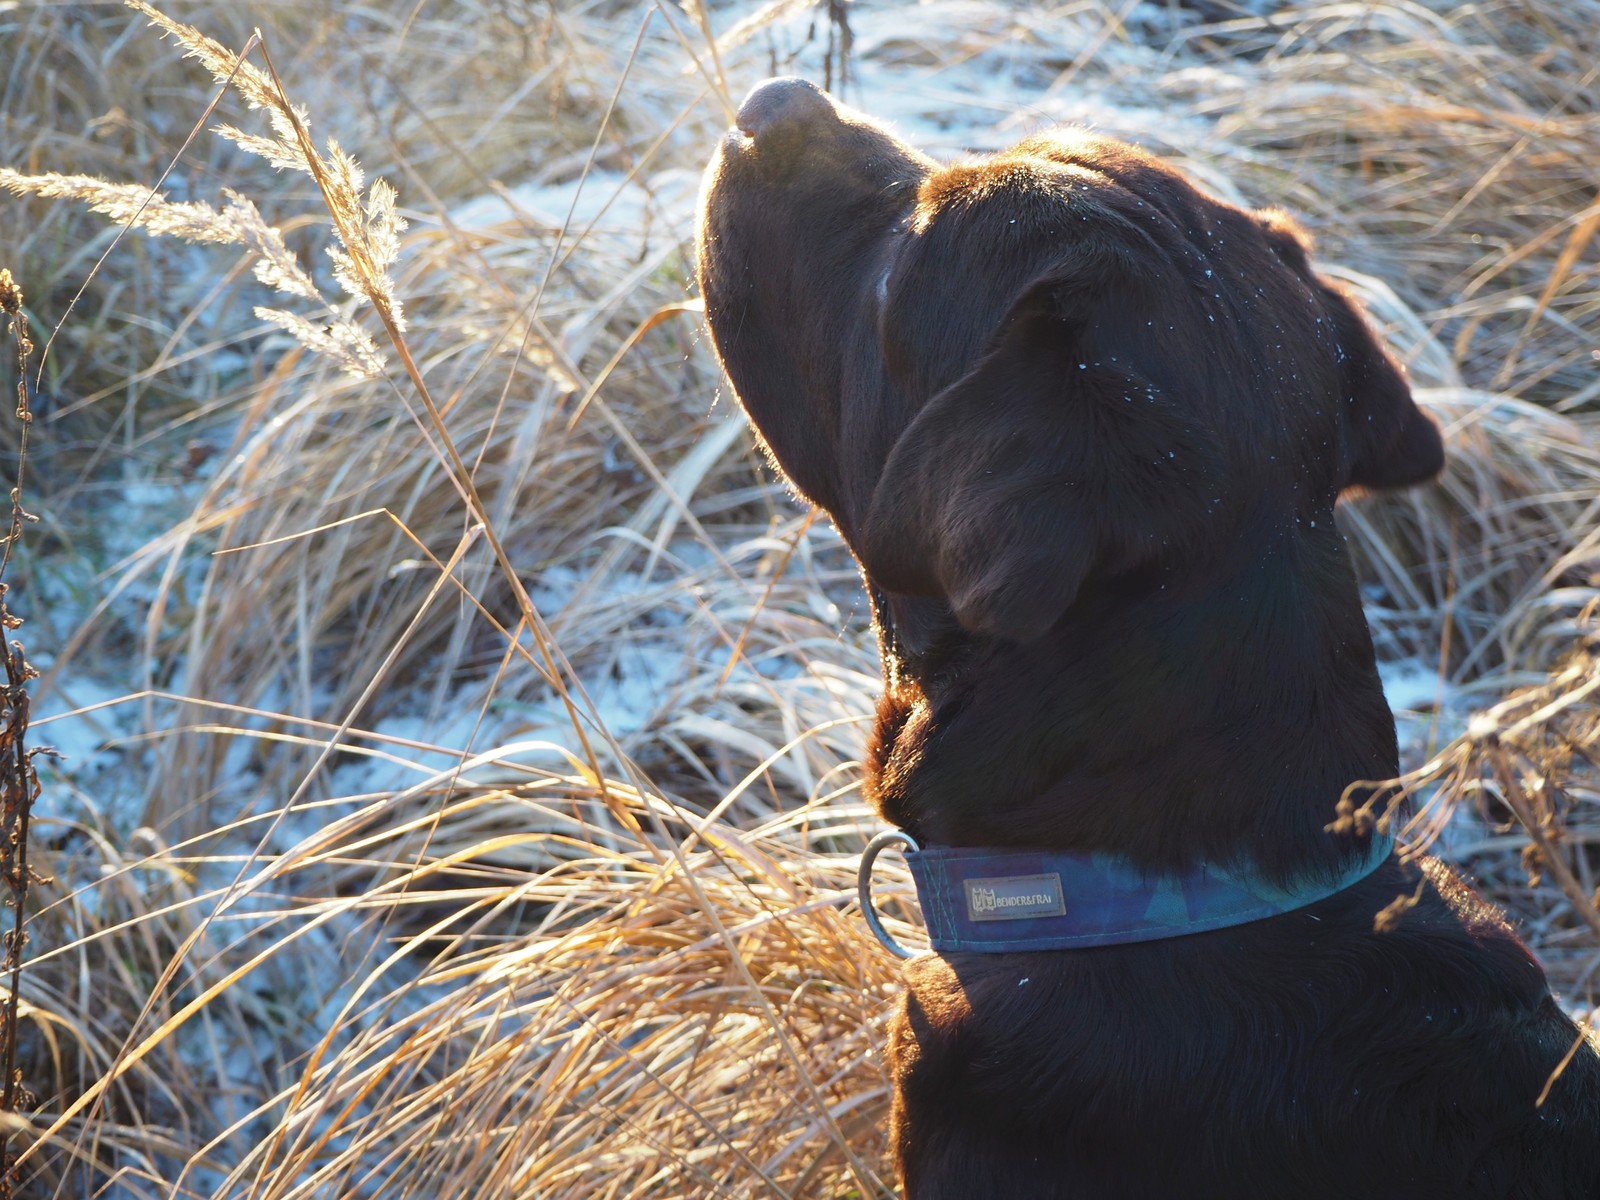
[736,77,835,144]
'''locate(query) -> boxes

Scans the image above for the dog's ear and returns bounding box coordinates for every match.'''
[1321,282,1445,490]
[856,277,1221,644]
[1258,211,1443,491]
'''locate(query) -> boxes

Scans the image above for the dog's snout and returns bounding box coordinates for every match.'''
[735,77,834,144]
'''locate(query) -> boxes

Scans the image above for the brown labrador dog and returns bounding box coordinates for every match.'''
[696,78,1600,1199]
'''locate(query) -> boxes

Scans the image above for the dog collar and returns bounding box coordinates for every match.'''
[857,829,1395,958]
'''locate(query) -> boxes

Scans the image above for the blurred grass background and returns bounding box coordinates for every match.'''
[0,0,1597,1195]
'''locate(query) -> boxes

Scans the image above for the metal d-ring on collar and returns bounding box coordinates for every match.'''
[858,828,922,959]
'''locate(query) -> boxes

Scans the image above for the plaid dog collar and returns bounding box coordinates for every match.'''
[858,828,1396,958]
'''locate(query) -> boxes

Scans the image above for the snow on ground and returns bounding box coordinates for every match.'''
[1381,658,1445,715]
[1381,656,1468,781]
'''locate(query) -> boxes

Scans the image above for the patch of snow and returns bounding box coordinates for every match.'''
[1380,658,1444,714]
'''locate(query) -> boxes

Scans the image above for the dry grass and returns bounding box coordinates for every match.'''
[1156,1,1600,408]
[0,0,1597,1194]
[1343,385,1600,677]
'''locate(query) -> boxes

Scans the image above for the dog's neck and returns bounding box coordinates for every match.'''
[863,520,1397,882]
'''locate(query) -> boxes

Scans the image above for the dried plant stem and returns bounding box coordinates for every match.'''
[1487,746,1600,943]
[0,270,42,1200]
[1537,1019,1595,1108]
[0,653,33,1200]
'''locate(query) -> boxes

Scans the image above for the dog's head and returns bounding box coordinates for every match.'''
[697,78,1442,648]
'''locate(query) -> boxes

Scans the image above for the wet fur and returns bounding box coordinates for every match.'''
[696,80,1600,1198]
